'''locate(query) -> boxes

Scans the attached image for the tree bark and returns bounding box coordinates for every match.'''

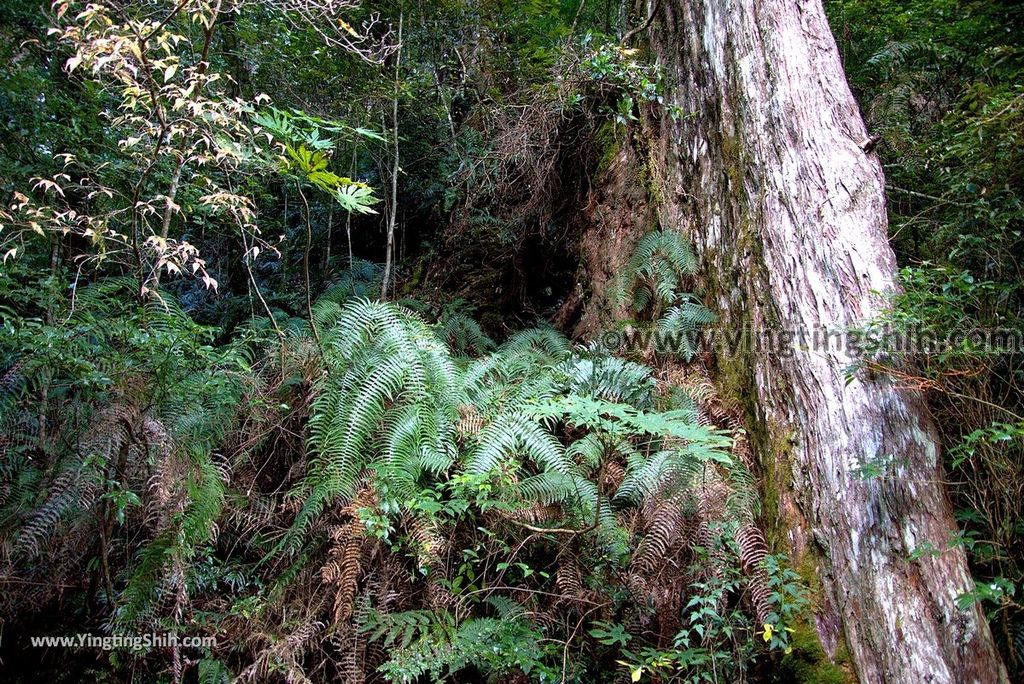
[640,0,1005,681]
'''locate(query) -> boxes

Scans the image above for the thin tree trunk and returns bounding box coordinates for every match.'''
[150,157,183,290]
[347,146,356,266]
[325,202,333,267]
[160,158,183,240]
[381,12,402,300]
[346,203,354,267]
[641,0,1005,681]
[296,183,320,346]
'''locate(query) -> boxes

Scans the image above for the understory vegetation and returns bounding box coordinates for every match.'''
[1,265,798,682]
[0,0,1021,681]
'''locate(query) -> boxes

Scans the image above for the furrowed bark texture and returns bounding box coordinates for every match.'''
[640,1,1005,681]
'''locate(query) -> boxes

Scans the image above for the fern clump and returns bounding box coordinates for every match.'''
[437,298,496,356]
[614,230,716,360]
[0,280,248,634]
[290,299,465,551]
[620,229,698,314]
[362,608,556,682]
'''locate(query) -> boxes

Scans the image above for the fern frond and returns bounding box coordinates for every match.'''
[500,326,571,359]
[631,498,693,576]
[556,352,655,408]
[287,299,463,553]
[466,413,568,475]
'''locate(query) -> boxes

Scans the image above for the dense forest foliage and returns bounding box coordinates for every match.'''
[0,0,1021,682]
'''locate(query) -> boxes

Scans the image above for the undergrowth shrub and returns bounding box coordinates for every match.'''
[1,264,800,682]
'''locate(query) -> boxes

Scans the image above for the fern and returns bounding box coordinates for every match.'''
[463,327,569,418]
[320,258,384,303]
[437,298,495,356]
[117,443,230,627]
[619,229,698,314]
[556,349,656,408]
[465,413,568,475]
[198,659,232,684]
[2,269,778,680]
[0,279,249,631]
[287,299,464,552]
[658,298,717,360]
[367,609,553,682]
[359,608,439,648]
[612,230,716,360]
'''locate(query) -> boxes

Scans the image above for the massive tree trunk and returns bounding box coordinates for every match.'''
[623,0,1006,681]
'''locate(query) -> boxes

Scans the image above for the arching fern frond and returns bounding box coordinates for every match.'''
[657,298,717,360]
[320,258,384,303]
[555,351,655,408]
[287,299,464,553]
[439,312,495,357]
[619,230,698,313]
[465,413,569,476]
[500,326,571,359]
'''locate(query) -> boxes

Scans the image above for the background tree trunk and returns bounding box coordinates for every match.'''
[381,12,403,300]
[638,0,1006,681]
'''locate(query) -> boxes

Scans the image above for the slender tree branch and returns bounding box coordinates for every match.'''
[620,0,660,45]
